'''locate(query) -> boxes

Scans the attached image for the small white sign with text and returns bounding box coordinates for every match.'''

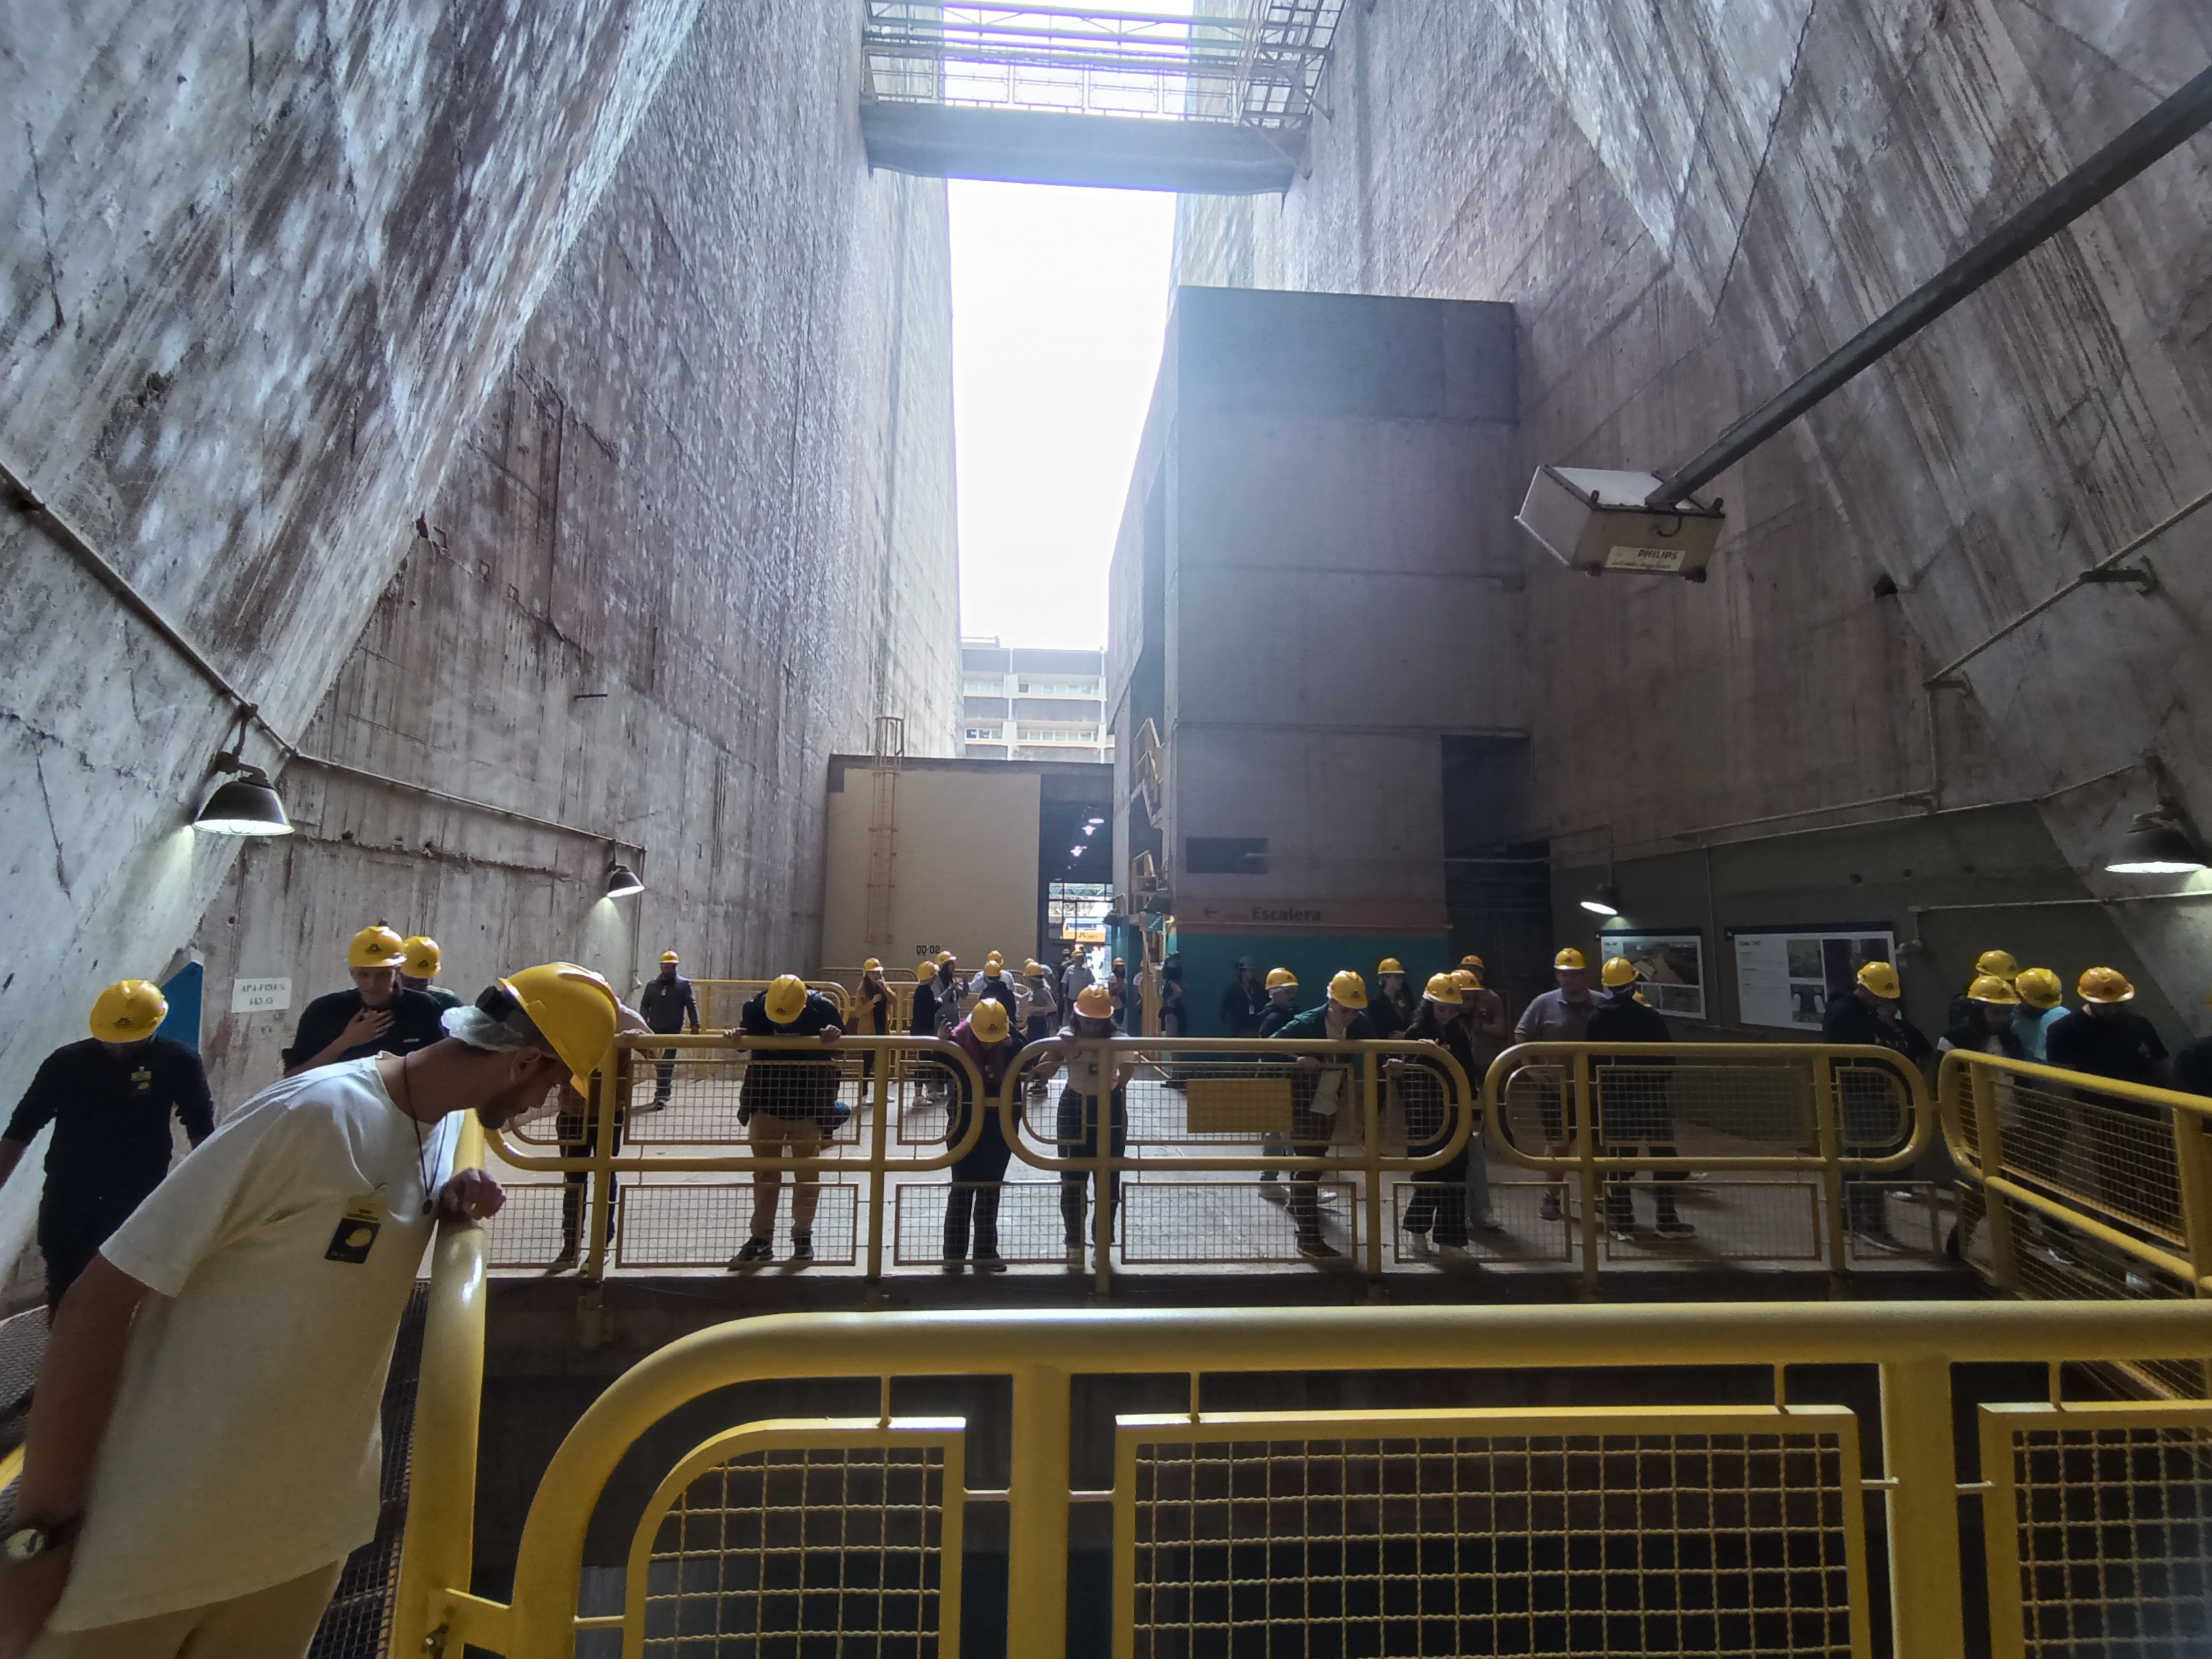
[231,977,292,1015]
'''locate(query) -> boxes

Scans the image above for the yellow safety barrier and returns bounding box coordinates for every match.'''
[390,1296,2212,1659]
[1941,1050,2212,1391]
[1487,1042,1934,1290]
[689,978,853,1030]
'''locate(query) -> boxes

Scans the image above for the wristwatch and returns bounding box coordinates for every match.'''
[2,1519,77,1564]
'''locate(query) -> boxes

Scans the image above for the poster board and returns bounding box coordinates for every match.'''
[1595,931,1706,1020]
[1731,925,1896,1032]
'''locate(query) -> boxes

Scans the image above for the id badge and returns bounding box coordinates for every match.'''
[325,1195,385,1264]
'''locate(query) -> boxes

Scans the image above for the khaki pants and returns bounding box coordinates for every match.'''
[31,1559,345,1659]
[750,1111,825,1237]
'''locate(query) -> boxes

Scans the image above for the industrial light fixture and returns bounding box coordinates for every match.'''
[605,862,644,898]
[2104,808,2207,876]
[191,754,293,837]
[1579,881,1620,917]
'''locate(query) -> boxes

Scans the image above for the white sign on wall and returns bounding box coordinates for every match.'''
[230,977,293,1015]
[1730,928,1896,1031]
[1595,931,1706,1019]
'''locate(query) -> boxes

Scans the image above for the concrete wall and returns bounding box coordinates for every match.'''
[821,758,1050,981]
[184,4,963,1100]
[1,1,702,1108]
[1177,0,2212,1033]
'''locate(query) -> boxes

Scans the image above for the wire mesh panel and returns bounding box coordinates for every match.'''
[621,1050,872,1152]
[1122,1180,1361,1265]
[618,1181,860,1269]
[892,1179,1069,1265]
[481,1183,573,1270]
[1118,1406,1867,1659]
[632,1423,962,1657]
[1982,1404,2212,1658]
[1963,1069,2188,1248]
[1601,1180,1825,1263]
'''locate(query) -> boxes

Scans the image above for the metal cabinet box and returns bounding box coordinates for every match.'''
[1515,466,1726,578]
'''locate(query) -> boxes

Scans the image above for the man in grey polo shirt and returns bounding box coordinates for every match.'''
[1515,948,1603,1219]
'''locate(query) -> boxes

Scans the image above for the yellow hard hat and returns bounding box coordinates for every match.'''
[861,958,882,973]
[2078,966,2135,1004]
[915,964,936,983]
[1553,948,1586,972]
[1600,956,1638,988]
[498,962,621,1094]
[661,950,682,964]
[1974,949,2019,981]
[1423,972,1462,1003]
[90,980,167,1043]
[1328,970,1368,1008]
[936,951,955,966]
[348,925,408,969]
[1265,967,1298,989]
[764,975,811,1025]
[1451,969,1478,992]
[1113,957,1126,968]
[1075,984,1115,1019]
[1377,957,1405,976]
[2014,967,2064,1010]
[1460,954,1486,973]
[1967,974,2021,1006]
[401,935,442,979]
[985,951,1004,967]
[968,999,1012,1044]
[1856,961,1902,1000]
[1024,960,1047,977]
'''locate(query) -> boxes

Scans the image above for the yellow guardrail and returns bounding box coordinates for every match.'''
[1940,1048,2212,1309]
[1490,1042,1934,1290]
[689,977,853,1030]
[390,1296,2212,1659]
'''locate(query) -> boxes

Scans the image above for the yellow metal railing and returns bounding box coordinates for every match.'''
[1940,1049,2212,1309]
[1490,1042,1934,1290]
[478,1036,1957,1287]
[688,977,854,1030]
[391,1296,2212,1658]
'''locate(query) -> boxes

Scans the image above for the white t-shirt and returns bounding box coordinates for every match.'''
[52,1059,455,1629]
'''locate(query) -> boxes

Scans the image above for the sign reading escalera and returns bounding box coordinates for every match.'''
[1181,899,1448,935]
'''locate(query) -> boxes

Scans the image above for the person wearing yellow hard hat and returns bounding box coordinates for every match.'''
[0,981,214,1316]
[1516,949,1605,1217]
[2009,968,2068,1062]
[636,951,701,1111]
[1586,959,1695,1244]
[1946,949,2020,1031]
[8,962,613,1650]
[1398,972,1485,1251]
[929,954,967,1041]
[851,960,894,1090]
[970,956,1019,1031]
[283,925,448,1078]
[1258,968,1301,1036]
[398,936,464,1012]
[1263,971,1378,1261]
[1820,956,1932,1252]
[1939,975,2027,1060]
[728,976,846,1265]
[942,996,1025,1274]
[2047,967,2169,1087]
[1450,964,1511,1072]
[1370,958,1415,1038]
[1040,983,1138,1273]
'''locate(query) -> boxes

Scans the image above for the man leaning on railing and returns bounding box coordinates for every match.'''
[0,964,619,1659]
[1267,971,1379,1262]
[727,976,845,1268]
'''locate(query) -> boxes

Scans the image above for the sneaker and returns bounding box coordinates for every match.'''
[730,1236,773,1267]
[1066,1244,1087,1272]
[548,1246,578,1273]
[1473,1216,1506,1233]
[634,1099,666,1115]
[1405,1231,1433,1255]
[1297,1237,1343,1261]
[790,1235,814,1261]
[1258,1168,1279,1183]
[974,1252,1008,1275]
[1259,1180,1286,1204]
[1610,1229,1639,1246]
[1314,1189,1341,1209]
[1854,1227,1908,1254]
[1539,1191,1563,1223]
[1654,1219,1698,1240]
[941,1258,965,1275]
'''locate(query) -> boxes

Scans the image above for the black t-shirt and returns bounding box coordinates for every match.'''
[5,1038,214,1203]
[1585,993,1671,1047]
[282,987,447,1071]
[1820,993,1933,1063]
[2046,1009,2168,1086]
[639,975,699,1035]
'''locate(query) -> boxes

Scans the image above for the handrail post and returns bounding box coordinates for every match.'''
[1969,1060,2020,1291]
[865,1041,890,1282]
[1094,1042,1114,1294]
[1575,1053,1600,1296]
[1812,1052,1849,1283]
[1880,1353,1967,1659]
[1364,1051,1384,1278]
[585,1044,620,1282]
[1008,1361,1072,1658]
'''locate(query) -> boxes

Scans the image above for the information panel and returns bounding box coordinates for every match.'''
[1730,926,1896,1031]
[1595,930,1706,1020]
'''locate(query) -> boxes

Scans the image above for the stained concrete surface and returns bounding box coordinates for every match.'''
[1,0,706,1113]
[1176,0,2212,1025]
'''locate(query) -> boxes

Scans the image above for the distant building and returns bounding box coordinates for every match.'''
[960,638,1114,764]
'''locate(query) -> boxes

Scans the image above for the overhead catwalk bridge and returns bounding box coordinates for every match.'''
[859,1,1347,193]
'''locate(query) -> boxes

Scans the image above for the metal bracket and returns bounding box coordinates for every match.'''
[1926,674,1971,693]
[2080,557,2160,595]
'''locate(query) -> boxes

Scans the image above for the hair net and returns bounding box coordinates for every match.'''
[443,1004,554,1057]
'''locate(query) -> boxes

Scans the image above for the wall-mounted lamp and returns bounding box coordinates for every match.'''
[605,862,645,898]
[2104,806,2207,876]
[191,754,293,837]
[1579,881,1620,917]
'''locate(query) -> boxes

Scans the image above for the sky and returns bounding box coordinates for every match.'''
[949,180,1178,652]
